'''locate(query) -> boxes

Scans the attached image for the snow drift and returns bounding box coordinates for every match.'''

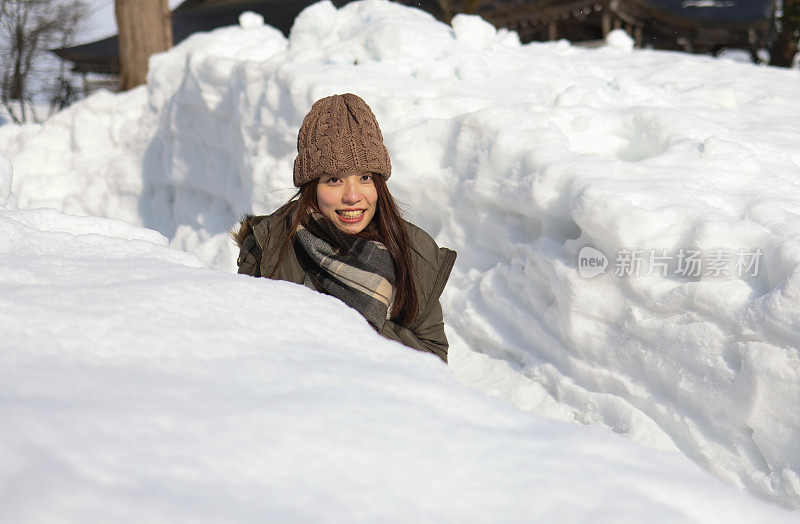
[1,0,799,510]
[0,162,795,521]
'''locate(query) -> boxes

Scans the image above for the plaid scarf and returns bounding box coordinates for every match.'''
[294,212,396,329]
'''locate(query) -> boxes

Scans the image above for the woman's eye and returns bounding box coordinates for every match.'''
[360,174,373,182]
[326,177,341,184]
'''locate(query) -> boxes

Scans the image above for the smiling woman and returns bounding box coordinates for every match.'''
[316,171,378,235]
[232,94,456,362]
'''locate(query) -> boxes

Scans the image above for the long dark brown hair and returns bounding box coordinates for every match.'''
[272,174,419,325]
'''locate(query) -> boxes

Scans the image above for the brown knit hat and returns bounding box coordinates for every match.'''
[293,93,391,187]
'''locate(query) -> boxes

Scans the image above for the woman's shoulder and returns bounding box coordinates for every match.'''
[403,220,456,287]
[232,214,258,248]
[232,202,295,249]
[403,220,456,268]
[402,220,457,320]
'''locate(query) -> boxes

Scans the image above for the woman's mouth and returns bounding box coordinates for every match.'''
[335,209,365,223]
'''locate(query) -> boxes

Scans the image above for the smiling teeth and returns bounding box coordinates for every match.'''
[338,210,364,218]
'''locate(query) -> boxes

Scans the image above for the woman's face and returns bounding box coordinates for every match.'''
[316,170,378,234]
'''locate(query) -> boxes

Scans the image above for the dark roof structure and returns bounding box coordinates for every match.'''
[56,0,773,75]
[55,36,119,75]
[475,0,772,53]
[642,0,771,24]
[54,0,334,74]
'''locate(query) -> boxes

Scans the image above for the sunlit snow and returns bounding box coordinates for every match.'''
[1,0,799,518]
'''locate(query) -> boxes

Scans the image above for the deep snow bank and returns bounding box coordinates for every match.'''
[1,0,800,508]
[0,161,796,522]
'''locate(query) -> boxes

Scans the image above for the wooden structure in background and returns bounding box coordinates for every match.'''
[470,0,772,55]
[56,0,774,81]
[54,0,322,77]
[115,0,174,90]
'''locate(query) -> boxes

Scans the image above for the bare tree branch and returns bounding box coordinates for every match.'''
[0,0,88,122]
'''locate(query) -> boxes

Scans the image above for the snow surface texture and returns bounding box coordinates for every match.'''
[2,0,800,511]
[0,173,795,521]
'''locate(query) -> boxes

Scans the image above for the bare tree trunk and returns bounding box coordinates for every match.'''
[115,0,172,91]
[769,32,798,66]
[435,0,453,24]
[11,25,25,100]
[770,0,800,67]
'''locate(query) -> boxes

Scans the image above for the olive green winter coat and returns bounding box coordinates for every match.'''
[233,204,456,362]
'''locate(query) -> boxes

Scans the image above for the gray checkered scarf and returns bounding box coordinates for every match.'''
[294,211,396,329]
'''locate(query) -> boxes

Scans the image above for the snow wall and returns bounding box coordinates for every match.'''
[1,0,799,509]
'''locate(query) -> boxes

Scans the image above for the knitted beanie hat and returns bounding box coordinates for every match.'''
[293,93,391,187]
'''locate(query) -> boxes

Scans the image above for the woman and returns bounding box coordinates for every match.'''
[233,93,456,362]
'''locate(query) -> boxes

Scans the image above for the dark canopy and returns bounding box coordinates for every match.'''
[56,0,774,74]
[54,0,328,74]
[642,0,771,23]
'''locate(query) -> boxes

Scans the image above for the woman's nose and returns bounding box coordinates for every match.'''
[342,178,361,204]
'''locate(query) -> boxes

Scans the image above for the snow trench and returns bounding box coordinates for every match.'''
[1,0,799,509]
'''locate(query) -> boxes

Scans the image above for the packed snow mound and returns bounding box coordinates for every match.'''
[0,184,795,521]
[0,155,13,209]
[605,28,634,51]
[2,0,800,509]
